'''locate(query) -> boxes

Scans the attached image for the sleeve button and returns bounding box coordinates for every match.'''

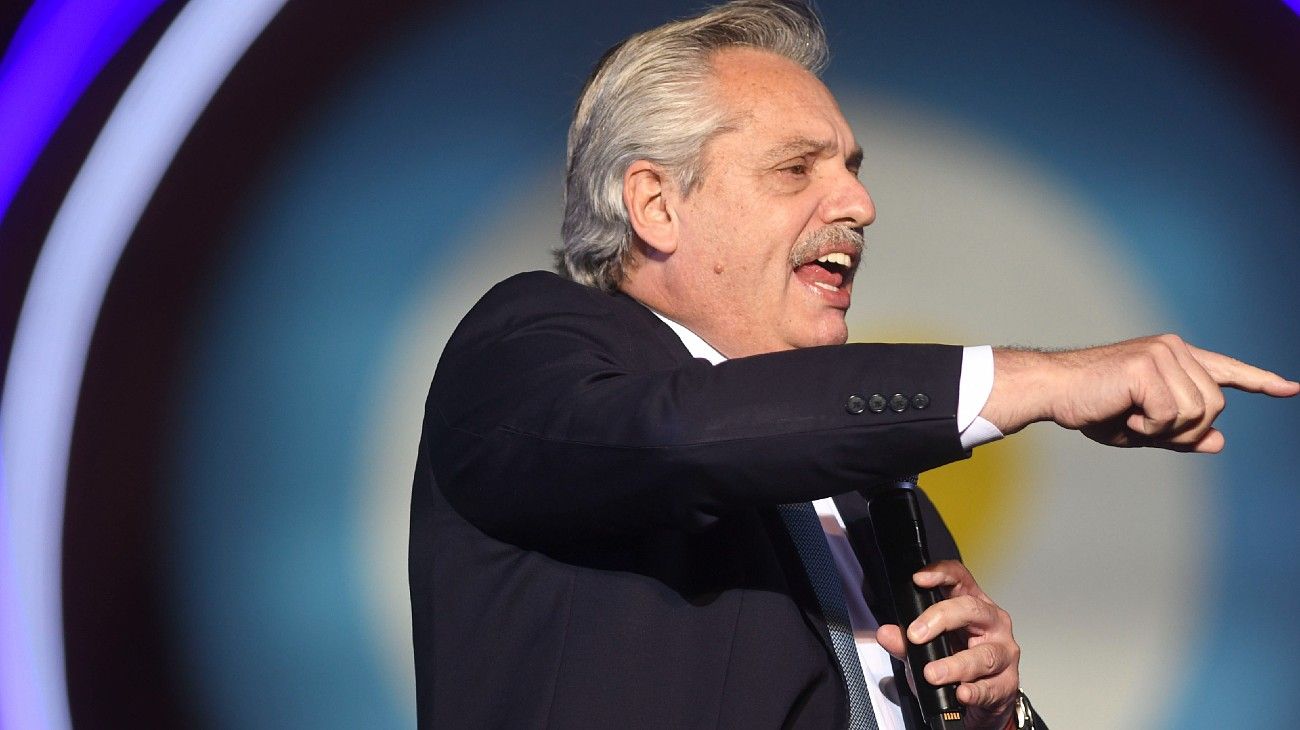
[867,394,887,413]
[911,393,931,410]
[888,393,909,412]
[845,395,867,414]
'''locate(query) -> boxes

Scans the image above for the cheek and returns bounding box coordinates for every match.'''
[686,189,812,278]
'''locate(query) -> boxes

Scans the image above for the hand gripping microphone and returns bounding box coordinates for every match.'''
[868,477,964,730]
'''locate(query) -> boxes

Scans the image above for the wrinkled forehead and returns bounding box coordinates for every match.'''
[705,47,856,155]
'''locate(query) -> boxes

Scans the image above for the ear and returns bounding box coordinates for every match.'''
[623,160,677,256]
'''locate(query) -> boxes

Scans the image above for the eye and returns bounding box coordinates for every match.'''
[781,163,809,177]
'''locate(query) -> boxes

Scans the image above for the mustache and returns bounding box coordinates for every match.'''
[788,225,865,268]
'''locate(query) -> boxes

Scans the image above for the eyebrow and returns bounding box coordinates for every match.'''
[846,146,864,170]
[761,137,864,170]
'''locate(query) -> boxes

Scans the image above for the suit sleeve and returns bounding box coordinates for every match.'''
[425,273,969,546]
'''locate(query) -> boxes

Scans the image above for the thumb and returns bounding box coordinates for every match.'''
[875,624,906,660]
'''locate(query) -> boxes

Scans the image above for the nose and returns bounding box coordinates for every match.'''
[822,172,876,229]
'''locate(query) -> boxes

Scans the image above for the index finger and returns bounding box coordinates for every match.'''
[914,559,986,601]
[908,594,998,644]
[1189,345,1299,397]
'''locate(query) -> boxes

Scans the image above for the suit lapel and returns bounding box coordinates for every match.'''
[832,490,895,625]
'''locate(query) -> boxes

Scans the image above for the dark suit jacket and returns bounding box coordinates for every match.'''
[410,271,972,728]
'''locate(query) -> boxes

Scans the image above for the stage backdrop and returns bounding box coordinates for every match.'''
[1,1,1297,728]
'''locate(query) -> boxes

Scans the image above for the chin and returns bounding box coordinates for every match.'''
[789,318,849,349]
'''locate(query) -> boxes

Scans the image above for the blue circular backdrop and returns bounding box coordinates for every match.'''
[165,1,1300,727]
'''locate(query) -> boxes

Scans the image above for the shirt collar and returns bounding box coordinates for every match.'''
[648,310,727,365]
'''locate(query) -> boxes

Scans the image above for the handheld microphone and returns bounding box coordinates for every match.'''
[868,478,964,730]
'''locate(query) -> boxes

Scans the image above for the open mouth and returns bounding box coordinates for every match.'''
[793,251,854,293]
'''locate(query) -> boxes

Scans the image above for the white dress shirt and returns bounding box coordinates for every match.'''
[650,311,1001,729]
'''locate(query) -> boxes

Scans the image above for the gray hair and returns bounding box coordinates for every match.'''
[556,0,829,291]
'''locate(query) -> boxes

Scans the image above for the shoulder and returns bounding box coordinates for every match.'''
[477,270,619,315]
[459,270,659,339]
[441,271,681,365]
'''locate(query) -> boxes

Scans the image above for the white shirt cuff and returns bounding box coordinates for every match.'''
[958,345,1004,449]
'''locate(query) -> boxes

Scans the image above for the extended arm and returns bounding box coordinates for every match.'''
[427,273,969,546]
[980,334,1298,452]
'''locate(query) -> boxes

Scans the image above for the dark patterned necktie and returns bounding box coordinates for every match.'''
[778,501,880,730]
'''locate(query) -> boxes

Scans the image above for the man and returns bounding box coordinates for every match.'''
[409,2,1297,728]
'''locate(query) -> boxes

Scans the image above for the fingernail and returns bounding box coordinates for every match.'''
[926,663,947,683]
[907,621,928,643]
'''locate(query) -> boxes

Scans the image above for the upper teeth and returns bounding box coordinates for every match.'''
[816,252,852,267]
